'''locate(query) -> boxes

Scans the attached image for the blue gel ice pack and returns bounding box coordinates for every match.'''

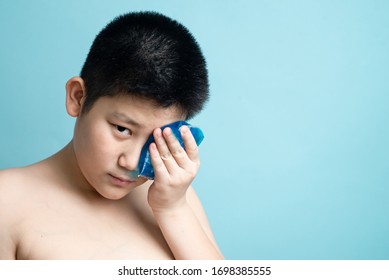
[137,121,204,179]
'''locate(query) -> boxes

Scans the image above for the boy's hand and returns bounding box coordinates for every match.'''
[147,125,200,212]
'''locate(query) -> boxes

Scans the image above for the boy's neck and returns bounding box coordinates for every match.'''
[47,141,102,199]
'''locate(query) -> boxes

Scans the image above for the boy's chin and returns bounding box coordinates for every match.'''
[95,186,133,200]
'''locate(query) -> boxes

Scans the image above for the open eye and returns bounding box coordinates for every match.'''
[116,125,132,136]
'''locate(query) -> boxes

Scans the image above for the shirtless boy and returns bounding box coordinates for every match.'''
[0,12,223,260]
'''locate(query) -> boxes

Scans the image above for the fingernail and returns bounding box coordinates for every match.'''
[180,125,189,134]
[154,128,162,137]
[164,127,172,134]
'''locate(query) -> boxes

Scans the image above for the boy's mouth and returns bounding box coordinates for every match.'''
[109,174,136,186]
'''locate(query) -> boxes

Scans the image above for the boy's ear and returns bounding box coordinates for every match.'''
[65,77,86,117]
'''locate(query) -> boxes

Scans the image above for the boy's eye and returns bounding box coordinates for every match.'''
[116,125,132,136]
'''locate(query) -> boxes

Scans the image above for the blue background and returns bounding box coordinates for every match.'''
[1,0,388,259]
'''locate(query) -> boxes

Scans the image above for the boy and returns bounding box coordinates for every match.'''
[0,11,223,260]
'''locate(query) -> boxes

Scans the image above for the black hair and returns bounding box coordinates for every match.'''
[80,11,209,119]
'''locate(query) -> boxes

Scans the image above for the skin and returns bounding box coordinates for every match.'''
[0,77,223,260]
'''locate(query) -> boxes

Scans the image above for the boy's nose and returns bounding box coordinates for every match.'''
[118,147,142,171]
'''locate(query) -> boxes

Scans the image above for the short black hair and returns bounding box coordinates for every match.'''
[80,11,209,120]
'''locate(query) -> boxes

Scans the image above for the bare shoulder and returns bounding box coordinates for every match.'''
[0,168,27,206]
[0,169,21,232]
[0,168,27,259]
[0,163,52,197]
[0,167,35,202]
[0,165,57,259]
[0,167,25,188]
[0,167,33,210]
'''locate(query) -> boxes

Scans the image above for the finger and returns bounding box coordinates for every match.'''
[153,127,179,173]
[149,142,168,177]
[180,125,199,162]
[162,126,191,168]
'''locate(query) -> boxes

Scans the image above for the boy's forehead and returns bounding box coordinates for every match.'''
[95,95,185,125]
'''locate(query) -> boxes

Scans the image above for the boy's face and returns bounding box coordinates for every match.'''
[72,95,184,200]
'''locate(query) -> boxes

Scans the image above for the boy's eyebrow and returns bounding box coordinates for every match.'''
[111,112,142,127]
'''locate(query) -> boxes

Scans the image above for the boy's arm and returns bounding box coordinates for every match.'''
[147,126,223,260]
[153,186,223,259]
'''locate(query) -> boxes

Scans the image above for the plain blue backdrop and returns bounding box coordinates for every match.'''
[1,0,388,259]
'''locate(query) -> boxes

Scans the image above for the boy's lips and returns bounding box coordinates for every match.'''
[109,174,136,187]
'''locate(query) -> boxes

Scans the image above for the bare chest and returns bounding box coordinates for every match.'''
[16,195,173,259]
